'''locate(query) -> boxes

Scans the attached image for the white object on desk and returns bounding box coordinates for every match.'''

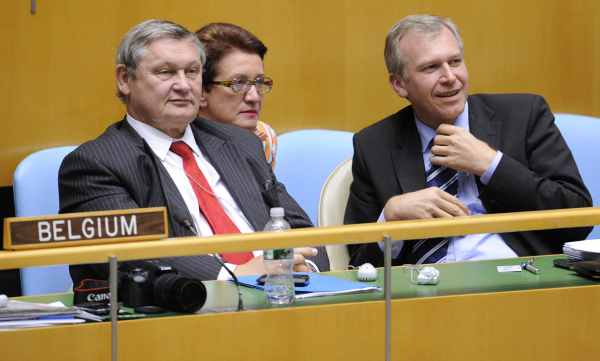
[563,239,600,261]
[357,263,378,282]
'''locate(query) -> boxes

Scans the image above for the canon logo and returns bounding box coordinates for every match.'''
[87,293,111,302]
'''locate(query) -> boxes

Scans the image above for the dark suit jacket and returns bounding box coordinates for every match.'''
[60,117,329,285]
[344,93,592,266]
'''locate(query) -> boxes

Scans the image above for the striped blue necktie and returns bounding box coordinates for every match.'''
[407,143,459,264]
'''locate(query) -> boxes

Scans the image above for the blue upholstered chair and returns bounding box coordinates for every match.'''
[275,129,354,270]
[13,145,77,295]
[555,113,600,239]
[275,129,354,225]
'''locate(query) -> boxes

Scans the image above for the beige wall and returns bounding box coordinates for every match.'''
[2,0,600,186]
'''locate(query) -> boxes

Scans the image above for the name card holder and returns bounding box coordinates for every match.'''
[3,207,168,250]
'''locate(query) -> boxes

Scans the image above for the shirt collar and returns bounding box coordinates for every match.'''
[414,101,469,153]
[126,115,201,160]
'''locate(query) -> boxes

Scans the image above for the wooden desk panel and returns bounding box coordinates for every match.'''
[3,256,600,361]
[3,286,599,361]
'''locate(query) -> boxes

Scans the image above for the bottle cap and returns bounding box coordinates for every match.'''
[270,207,285,217]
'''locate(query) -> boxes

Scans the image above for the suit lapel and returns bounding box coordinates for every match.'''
[468,95,499,192]
[468,96,499,149]
[391,111,427,193]
[191,121,268,231]
[118,119,195,235]
[151,147,196,233]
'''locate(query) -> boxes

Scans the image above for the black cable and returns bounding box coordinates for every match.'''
[182,219,244,311]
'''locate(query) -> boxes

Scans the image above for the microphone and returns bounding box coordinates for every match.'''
[247,157,280,208]
[180,218,245,311]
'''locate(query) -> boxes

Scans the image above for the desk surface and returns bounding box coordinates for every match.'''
[6,255,600,361]
[19,255,597,312]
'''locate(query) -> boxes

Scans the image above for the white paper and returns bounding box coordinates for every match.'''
[563,239,600,253]
[0,318,85,330]
[496,265,523,273]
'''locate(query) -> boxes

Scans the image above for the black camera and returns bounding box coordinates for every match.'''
[118,260,206,313]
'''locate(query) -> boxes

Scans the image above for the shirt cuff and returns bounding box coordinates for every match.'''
[480,151,503,185]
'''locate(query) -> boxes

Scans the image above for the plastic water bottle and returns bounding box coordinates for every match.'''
[263,207,295,305]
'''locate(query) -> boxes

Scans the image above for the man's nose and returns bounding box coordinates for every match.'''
[440,63,457,83]
[172,70,192,91]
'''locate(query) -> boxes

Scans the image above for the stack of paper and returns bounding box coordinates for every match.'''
[563,239,600,261]
[0,300,101,330]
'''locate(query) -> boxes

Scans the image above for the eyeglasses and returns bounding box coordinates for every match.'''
[210,76,273,95]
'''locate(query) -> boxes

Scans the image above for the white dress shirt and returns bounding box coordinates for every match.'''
[126,115,261,278]
[381,102,517,262]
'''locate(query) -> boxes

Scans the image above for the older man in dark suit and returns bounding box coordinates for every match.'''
[60,20,328,285]
[344,15,591,267]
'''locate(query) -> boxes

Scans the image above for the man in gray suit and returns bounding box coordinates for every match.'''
[344,15,591,266]
[60,19,328,285]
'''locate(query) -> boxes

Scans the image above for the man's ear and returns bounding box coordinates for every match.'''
[116,64,131,97]
[389,74,408,98]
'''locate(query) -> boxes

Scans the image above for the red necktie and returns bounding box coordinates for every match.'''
[170,141,254,265]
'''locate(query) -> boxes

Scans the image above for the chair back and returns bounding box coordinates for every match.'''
[13,145,77,295]
[555,113,600,239]
[318,159,352,270]
[275,129,354,224]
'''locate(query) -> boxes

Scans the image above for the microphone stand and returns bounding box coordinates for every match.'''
[182,219,244,311]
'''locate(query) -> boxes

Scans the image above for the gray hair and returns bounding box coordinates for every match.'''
[384,15,463,77]
[116,19,206,102]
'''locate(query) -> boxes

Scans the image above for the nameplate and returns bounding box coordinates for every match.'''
[3,207,168,250]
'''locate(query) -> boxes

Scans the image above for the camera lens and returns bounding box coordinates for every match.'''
[153,273,207,313]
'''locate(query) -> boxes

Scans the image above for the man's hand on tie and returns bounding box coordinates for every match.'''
[431,124,497,176]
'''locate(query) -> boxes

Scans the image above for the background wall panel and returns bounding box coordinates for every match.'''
[2,0,599,186]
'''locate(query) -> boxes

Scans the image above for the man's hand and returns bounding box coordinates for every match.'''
[432,124,497,176]
[233,247,318,275]
[383,187,470,221]
[291,247,318,272]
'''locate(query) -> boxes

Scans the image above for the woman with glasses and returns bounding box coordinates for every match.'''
[196,23,278,169]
